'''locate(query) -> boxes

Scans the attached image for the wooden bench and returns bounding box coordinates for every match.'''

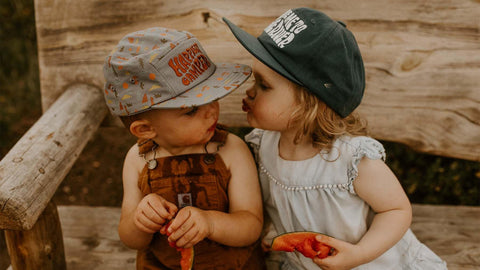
[1,0,479,269]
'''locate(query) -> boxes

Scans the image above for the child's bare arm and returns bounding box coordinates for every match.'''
[118,145,177,249]
[353,158,412,260]
[167,134,263,248]
[314,158,412,269]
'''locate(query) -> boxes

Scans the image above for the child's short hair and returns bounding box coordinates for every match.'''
[289,83,368,151]
[119,114,141,130]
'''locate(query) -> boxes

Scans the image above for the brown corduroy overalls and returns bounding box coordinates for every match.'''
[136,128,265,270]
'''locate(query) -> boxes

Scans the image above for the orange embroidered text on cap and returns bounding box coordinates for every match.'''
[168,43,212,86]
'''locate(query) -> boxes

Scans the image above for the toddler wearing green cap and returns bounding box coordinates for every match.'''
[224,7,446,270]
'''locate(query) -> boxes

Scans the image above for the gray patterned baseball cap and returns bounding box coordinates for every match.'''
[103,27,252,116]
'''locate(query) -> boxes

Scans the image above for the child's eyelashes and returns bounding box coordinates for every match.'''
[257,81,270,91]
[253,73,271,90]
[185,106,199,116]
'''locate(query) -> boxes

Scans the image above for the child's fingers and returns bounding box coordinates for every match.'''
[311,236,339,269]
[174,227,199,248]
[142,204,168,225]
[134,214,160,234]
[315,234,341,256]
[162,199,179,217]
[159,224,168,235]
[261,240,271,252]
[167,208,192,239]
[147,197,177,220]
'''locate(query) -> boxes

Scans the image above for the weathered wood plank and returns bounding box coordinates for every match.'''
[411,204,480,269]
[34,0,480,160]
[54,204,480,270]
[58,206,135,270]
[0,84,107,230]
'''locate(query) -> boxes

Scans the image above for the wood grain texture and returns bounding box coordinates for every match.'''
[58,206,135,270]
[411,204,480,269]
[5,201,66,270]
[0,84,107,230]
[33,0,480,161]
[52,204,480,269]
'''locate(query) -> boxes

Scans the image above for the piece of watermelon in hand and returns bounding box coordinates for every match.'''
[271,232,335,259]
[163,220,195,270]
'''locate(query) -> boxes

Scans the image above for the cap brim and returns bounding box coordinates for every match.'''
[151,63,251,109]
[222,17,301,85]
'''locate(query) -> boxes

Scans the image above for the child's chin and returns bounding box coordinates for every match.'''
[246,117,260,129]
[203,131,215,143]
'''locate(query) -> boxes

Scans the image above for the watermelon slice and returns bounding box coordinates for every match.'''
[271,232,334,259]
[164,220,195,270]
[179,246,194,270]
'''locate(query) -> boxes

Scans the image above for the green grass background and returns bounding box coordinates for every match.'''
[1,0,479,206]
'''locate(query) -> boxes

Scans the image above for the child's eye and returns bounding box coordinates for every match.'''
[185,106,198,116]
[258,82,269,90]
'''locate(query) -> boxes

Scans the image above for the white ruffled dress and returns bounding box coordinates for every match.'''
[245,129,447,270]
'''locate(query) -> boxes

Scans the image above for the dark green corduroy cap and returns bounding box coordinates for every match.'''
[223,7,365,118]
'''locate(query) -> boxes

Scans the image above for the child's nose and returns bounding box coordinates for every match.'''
[204,101,219,118]
[246,87,255,99]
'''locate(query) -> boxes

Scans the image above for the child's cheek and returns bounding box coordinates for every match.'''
[248,108,273,129]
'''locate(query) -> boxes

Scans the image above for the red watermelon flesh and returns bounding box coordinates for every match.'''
[271,232,334,259]
[164,220,195,270]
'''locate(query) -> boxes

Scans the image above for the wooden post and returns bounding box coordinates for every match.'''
[0,230,9,269]
[5,200,66,270]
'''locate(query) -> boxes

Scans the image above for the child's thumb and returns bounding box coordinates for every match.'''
[315,234,340,251]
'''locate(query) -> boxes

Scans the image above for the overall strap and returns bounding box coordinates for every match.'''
[209,124,229,144]
[137,139,158,155]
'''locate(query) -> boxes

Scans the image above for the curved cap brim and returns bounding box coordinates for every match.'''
[151,63,251,109]
[222,17,301,85]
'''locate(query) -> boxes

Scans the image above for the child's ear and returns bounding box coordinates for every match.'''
[130,119,156,139]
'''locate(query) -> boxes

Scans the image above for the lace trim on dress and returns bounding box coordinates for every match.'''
[259,163,350,191]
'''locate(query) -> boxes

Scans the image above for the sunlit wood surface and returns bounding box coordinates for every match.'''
[34,0,480,161]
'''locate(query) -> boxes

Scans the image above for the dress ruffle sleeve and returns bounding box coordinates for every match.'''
[346,137,386,194]
[245,128,264,161]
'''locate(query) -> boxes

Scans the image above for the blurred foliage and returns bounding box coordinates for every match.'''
[383,141,479,206]
[1,0,479,207]
[0,0,41,157]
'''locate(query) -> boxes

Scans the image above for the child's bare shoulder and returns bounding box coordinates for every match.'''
[219,132,254,166]
[123,143,145,174]
[224,132,249,150]
[125,143,139,160]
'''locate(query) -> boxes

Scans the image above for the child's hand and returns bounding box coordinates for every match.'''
[134,193,178,234]
[261,238,272,252]
[312,234,363,270]
[163,206,212,249]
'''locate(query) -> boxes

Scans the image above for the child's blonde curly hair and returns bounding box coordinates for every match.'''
[289,84,368,151]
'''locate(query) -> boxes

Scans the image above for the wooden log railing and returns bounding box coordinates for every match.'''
[0,84,107,269]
